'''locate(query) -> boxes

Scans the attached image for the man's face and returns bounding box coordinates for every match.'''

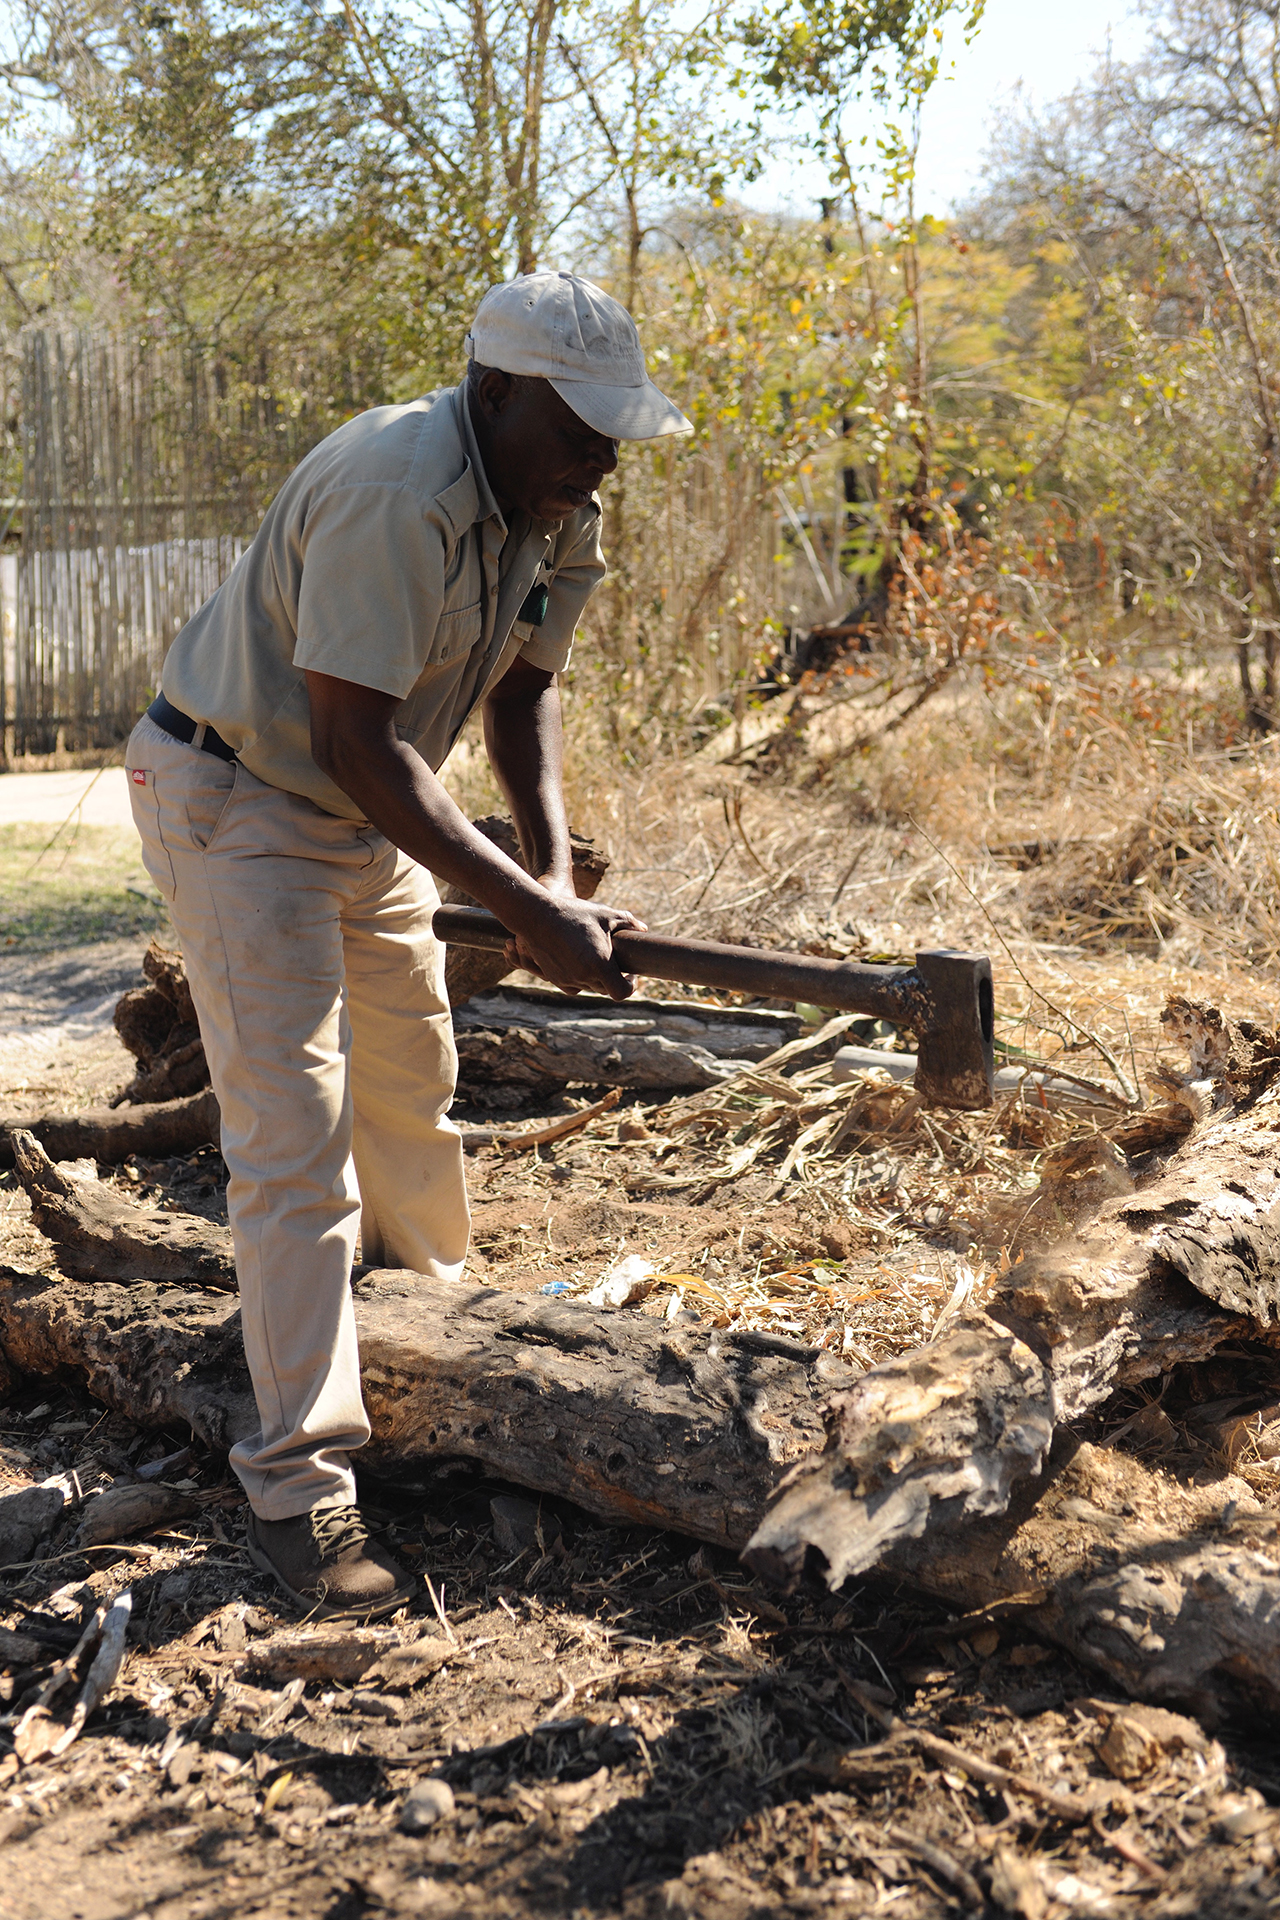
[470,370,619,521]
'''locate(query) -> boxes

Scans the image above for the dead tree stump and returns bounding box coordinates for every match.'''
[113,941,207,1105]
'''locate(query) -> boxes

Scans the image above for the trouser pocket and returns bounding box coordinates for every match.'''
[184,755,238,852]
[125,715,238,903]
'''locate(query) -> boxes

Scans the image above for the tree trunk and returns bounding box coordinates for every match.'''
[0,1089,220,1170]
[2,1258,1276,1725]
[880,1436,1280,1729]
[743,1070,1280,1595]
[5,1175,1280,1723]
[0,1262,843,1548]
[10,1047,1280,1725]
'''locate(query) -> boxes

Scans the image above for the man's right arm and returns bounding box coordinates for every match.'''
[305,670,639,999]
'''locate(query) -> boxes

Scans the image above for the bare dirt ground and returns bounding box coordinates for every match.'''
[2,926,1280,1920]
[4,715,1280,1920]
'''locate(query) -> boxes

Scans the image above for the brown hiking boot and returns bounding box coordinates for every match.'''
[246,1505,416,1621]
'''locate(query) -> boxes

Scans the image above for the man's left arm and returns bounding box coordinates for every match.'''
[482,657,575,894]
[483,504,606,894]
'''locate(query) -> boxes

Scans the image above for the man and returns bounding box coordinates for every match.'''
[125,270,691,1617]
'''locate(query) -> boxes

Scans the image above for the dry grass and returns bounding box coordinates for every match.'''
[445,638,1280,1380]
[2,632,1279,1920]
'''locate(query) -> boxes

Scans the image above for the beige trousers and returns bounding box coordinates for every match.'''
[125,714,470,1518]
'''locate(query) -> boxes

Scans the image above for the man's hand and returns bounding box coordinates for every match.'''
[504,893,646,1001]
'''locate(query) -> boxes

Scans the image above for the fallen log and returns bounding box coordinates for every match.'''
[8,1131,235,1287]
[880,1437,1280,1729]
[0,1263,845,1546]
[3,1258,1275,1724]
[3,1219,1279,1723]
[0,1088,220,1170]
[454,990,798,1091]
[742,1061,1280,1597]
[9,1042,1280,1726]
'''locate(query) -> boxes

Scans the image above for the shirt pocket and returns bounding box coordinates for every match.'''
[429,599,483,663]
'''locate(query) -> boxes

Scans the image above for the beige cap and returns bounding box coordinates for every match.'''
[464,270,692,441]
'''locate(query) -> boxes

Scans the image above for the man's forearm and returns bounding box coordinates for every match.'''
[305,666,640,999]
[320,728,557,934]
[482,673,573,889]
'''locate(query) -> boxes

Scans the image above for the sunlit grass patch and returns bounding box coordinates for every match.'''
[0,822,169,951]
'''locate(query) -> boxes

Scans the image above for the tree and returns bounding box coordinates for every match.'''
[972,0,1280,729]
[734,2,987,623]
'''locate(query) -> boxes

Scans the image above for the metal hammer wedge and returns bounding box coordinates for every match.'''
[432,906,995,1110]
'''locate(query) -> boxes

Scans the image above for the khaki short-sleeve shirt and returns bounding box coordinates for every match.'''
[161,382,605,820]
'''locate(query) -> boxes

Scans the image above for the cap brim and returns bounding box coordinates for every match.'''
[549,375,692,440]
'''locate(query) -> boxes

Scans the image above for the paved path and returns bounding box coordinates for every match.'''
[0,767,136,829]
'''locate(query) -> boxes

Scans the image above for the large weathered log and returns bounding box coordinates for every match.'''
[454,989,799,1091]
[8,1131,235,1287]
[5,1181,1280,1722]
[443,815,610,1008]
[0,1088,220,1170]
[3,1259,1275,1725]
[881,1438,1280,1728]
[742,1071,1280,1594]
[0,1264,845,1547]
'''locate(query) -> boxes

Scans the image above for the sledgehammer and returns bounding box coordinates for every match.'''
[432,905,995,1110]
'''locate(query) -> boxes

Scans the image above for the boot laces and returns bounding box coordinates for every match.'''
[309,1505,371,1560]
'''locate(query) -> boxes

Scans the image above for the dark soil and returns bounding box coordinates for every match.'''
[0,944,1277,1918]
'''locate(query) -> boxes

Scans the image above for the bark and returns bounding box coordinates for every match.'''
[0,1263,845,1548]
[454,992,798,1091]
[443,816,610,1008]
[0,1089,220,1170]
[881,1438,1280,1729]
[76,1481,199,1547]
[0,1266,257,1455]
[112,941,205,1105]
[8,1131,235,1288]
[743,1073,1280,1596]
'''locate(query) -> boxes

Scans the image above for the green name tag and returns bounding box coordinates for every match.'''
[519,581,549,627]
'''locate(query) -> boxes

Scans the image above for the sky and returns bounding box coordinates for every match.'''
[748,0,1150,218]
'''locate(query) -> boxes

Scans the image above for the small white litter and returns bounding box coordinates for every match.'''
[585,1253,657,1309]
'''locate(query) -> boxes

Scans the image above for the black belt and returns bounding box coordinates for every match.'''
[147,693,236,763]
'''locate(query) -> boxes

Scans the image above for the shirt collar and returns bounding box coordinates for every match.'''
[454,382,505,531]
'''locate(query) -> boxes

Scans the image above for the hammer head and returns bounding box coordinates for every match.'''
[912,950,995,1110]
